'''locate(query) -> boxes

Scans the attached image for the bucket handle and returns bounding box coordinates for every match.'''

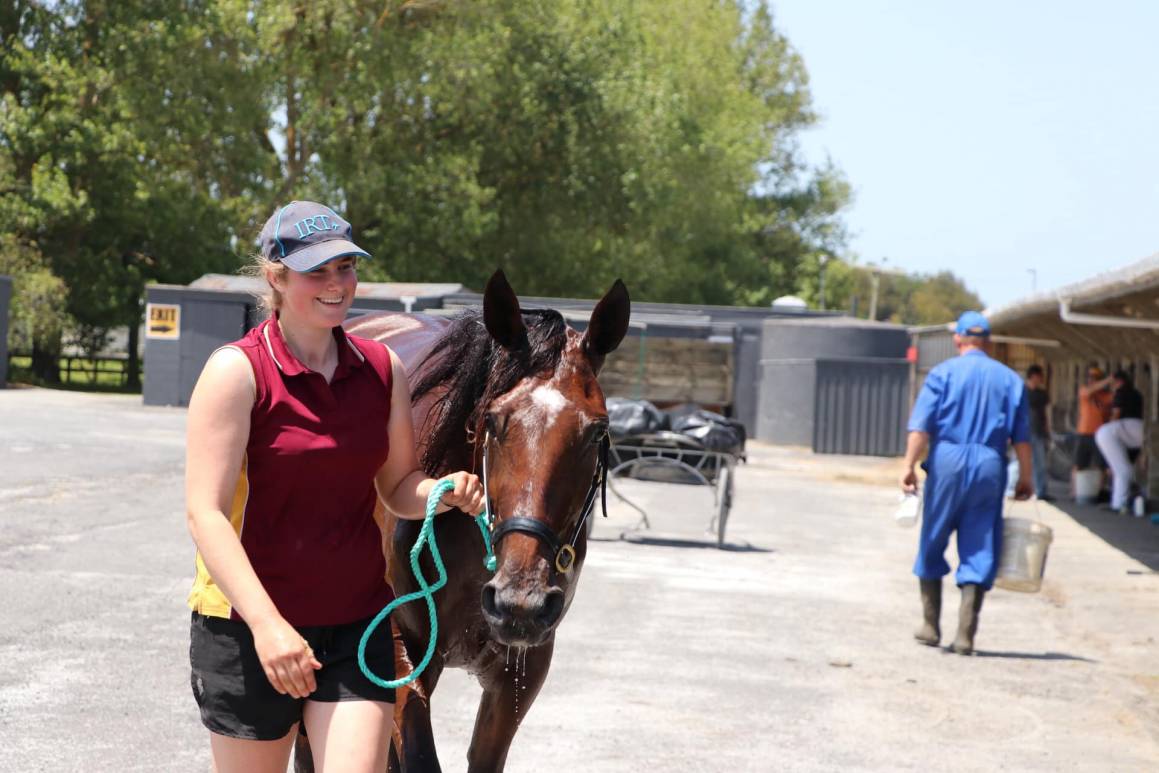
[1004,497,1047,528]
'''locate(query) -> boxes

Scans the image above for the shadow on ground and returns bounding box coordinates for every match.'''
[1038,478,1159,573]
[969,649,1098,663]
[596,532,774,553]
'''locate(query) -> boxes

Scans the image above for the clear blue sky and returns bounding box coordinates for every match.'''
[770,1,1159,309]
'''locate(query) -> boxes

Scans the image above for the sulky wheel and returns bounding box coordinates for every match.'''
[715,462,732,547]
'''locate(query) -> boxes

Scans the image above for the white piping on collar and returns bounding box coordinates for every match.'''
[345,334,365,362]
[264,320,362,371]
[262,323,285,372]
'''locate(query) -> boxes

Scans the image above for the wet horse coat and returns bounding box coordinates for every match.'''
[295,272,629,772]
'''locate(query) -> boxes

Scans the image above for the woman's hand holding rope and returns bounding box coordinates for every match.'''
[436,471,485,516]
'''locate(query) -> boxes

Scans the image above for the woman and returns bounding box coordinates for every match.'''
[185,201,484,772]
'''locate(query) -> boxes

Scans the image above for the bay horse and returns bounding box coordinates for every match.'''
[294,270,629,772]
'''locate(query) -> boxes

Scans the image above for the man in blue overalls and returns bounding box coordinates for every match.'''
[901,312,1032,655]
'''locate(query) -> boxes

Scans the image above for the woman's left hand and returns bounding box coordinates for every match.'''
[440,471,485,515]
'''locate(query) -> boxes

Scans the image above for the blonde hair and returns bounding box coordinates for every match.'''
[240,254,289,317]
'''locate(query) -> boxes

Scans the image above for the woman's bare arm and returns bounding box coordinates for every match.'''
[373,349,484,519]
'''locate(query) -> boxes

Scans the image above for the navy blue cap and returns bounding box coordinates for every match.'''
[259,201,370,272]
[955,310,991,337]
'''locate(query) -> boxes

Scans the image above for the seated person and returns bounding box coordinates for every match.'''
[1094,370,1145,513]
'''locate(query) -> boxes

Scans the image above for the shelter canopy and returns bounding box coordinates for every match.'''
[984,254,1159,360]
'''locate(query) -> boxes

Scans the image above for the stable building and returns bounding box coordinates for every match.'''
[912,253,1159,495]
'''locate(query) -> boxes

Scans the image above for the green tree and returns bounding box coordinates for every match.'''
[798,260,984,325]
[255,0,848,303]
[3,0,851,390]
[1,0,273,383]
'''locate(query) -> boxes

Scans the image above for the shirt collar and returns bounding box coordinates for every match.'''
[262,315,366,379]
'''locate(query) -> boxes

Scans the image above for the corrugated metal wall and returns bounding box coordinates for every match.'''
[813,358,910,456]
[916,330,956,372]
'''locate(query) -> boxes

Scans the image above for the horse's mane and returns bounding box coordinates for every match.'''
[411,307,568,475]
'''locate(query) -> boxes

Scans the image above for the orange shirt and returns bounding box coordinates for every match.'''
[1077,389,1113,434]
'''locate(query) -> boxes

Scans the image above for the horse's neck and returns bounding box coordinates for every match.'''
[344,311,481,474]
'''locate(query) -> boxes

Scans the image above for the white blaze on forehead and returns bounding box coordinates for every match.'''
[530,385,568,426]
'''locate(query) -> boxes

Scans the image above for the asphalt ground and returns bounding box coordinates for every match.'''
[1,387,1157,772]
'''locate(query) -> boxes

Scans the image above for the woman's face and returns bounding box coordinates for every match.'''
[271,256,358,327]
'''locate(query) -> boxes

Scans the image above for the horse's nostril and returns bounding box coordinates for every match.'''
[481,584,501,620]
[537,589,565,627]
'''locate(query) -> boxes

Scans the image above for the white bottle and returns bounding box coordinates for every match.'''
[1133,495,1146,518]
[895,493,920,528]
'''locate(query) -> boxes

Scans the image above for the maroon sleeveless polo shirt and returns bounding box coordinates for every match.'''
[188,317,395,627]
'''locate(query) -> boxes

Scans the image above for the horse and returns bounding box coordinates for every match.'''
[293,270,630,772]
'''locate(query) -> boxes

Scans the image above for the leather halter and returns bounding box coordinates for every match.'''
[480,431,610,574]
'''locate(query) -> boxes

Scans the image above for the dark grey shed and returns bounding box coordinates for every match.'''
[757,316,910,456]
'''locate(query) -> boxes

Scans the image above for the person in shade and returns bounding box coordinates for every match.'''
[184,201,486,772]
[901,311,1032,655]
[1025,364,1053,501]
[1094,370,1145,514]
[1072,365,1114,495]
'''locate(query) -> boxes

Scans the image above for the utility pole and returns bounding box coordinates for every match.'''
[868,270,881,321]
[819,255,829,310]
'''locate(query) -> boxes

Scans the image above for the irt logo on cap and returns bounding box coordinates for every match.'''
[259,201,371,272]
[292,214,344,239]
[955,311,991,337]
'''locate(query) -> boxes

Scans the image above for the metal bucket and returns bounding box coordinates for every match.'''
[995,517,1053,593]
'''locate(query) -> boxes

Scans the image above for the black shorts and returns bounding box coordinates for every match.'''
[1074,434,1105,470]
[190,612,396,740]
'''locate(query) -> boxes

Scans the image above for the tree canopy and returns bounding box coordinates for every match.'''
[2,0,856,381]
[796,259,985,326]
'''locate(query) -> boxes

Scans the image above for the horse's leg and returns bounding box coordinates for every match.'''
[293,730,314,773]
[466,639,555,773]
[393,665,446,773]
[391,624,447,773]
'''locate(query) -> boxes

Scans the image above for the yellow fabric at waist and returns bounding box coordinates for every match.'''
[187,456,249,620]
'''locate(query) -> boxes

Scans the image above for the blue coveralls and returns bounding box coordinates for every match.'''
[908,349,1030,589]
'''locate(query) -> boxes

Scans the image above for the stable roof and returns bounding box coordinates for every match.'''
[981,253,1159,359]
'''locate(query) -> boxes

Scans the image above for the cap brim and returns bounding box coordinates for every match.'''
[279,239,371,272]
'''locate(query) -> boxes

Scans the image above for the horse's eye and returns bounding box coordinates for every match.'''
[484,413,499,439]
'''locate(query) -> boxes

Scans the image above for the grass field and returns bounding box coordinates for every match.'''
[6,354,138,392]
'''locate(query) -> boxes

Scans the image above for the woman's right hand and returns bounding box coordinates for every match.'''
[250,615,321,698]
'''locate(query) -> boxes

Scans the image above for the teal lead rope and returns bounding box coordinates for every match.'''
[357,478,497,689]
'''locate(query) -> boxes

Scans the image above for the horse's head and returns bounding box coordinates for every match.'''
[475,271,629,647]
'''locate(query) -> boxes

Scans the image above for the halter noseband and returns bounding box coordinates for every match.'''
[480,431,610,574]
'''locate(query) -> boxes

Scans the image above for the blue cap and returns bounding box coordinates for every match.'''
[955,311,990,337]
[259,201,370,272]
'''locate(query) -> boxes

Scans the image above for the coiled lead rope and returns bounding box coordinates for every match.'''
[358,479,496,688]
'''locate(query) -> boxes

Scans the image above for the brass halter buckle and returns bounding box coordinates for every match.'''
[555,544,577,573]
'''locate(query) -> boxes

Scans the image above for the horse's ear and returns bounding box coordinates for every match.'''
[582,279,630,372]
[483,269,527,350]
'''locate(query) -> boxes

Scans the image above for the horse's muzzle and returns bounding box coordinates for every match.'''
[481,582,565,646]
